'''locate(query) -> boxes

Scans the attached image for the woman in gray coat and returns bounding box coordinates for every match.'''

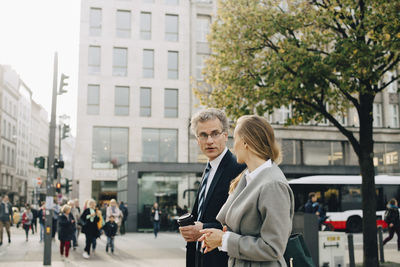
[198,115,294,267]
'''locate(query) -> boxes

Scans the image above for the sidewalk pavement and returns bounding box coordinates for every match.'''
[0,226,185,267]
[0,226,399,266]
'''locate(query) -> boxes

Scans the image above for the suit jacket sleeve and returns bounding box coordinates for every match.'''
[226,181,293,261]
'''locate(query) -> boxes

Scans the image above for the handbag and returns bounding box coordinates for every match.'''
[283,233,315,267]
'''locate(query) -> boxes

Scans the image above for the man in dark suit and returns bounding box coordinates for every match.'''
[179,108,246,267]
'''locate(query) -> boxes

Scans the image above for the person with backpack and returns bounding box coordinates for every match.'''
[383,198,400,250]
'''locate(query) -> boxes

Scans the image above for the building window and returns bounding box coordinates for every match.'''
[113,47,128,76]
[140,87,152,117]
[90,7,102,36]
[165,89,178,118]
[115,86,130,116]
[168,51,179,79]
[87,84,100,115]
[92,127,129,169]
[303,140,343,166]
[142,128,178,162]
[276,105,292,124]
[140,12,152,40]
[389,104,399,128]
[165,0,179,4]
[143,0,154,3]
[196,54,207,80]
[385,71,397,93]
[116,10,131,38]
[143,49,154,78]
[165,14,179,42]
[2,145,5,164]
[281,140,301,165]
[196,15,210,43]
[373,103,383,127]
[88,46,101,74]
[2,120,5,136]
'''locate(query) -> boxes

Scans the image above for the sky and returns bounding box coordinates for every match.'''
[0,0,81,136]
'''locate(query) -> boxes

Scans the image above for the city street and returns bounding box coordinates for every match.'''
[0,226,399,266]
[0,227,185,267]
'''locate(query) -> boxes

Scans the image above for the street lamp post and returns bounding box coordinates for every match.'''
[43,52,68,266]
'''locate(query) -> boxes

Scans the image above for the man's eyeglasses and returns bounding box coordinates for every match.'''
[197,131,224,141]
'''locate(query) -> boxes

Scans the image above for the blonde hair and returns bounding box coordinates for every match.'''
[229,115,281,194]
[87,199,96,208]
[61,204,71,213]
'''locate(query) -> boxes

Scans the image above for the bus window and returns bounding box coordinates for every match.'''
[341,185,362,210]
[324,188,339,212]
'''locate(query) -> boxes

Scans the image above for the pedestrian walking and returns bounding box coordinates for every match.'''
[383,198,400,250]
[198,115,294,267]
[80,199,100,259]
[151,202,162,238]
[0,194,13,246]
[38,201,46,242]
[68,200,79,249]
[106,199,123,231]
[179,108,246,267]
[102,215,118,253]
[22,204,33,241]
[58,204,75,260]
[52,201,60,239]
[119,201,128,235]
[31,206,38,235]
[304,192,327,230]
[74,199,81,239]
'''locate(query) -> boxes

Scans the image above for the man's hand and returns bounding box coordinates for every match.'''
[389,223,394,228]
[179,221,203,242]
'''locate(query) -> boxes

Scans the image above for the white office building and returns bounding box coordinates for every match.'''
[75,0,400,231]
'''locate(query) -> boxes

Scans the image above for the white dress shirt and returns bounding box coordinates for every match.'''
[203,147,228,199]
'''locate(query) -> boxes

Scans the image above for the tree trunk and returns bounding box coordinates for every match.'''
[359,93,379,267]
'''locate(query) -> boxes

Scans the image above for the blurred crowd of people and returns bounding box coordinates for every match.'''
[0,194,128,260]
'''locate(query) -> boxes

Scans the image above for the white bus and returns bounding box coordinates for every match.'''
[288,175,400,232]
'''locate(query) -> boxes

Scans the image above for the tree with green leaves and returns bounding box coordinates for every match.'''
[195,0,400,266]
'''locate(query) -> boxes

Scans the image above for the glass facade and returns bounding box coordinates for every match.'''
[142,128,178,162]
[92,127,129,169]
[137,172,200,230]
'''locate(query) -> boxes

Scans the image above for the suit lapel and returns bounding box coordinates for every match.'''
[200,150,232,220]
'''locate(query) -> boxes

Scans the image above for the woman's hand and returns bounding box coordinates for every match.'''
[198,228,225,254]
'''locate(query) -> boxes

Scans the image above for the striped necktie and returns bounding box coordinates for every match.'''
[197,162,211,221]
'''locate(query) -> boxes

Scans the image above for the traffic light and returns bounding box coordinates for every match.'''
[56,182,61,193]
[62,124,70,139]
[58,73,69,95]
[66,179,72,194]
[34,156,45,169]
[54,159,64,169]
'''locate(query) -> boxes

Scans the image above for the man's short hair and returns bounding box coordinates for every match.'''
[190,108,229,135]
[308,192,316,200]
